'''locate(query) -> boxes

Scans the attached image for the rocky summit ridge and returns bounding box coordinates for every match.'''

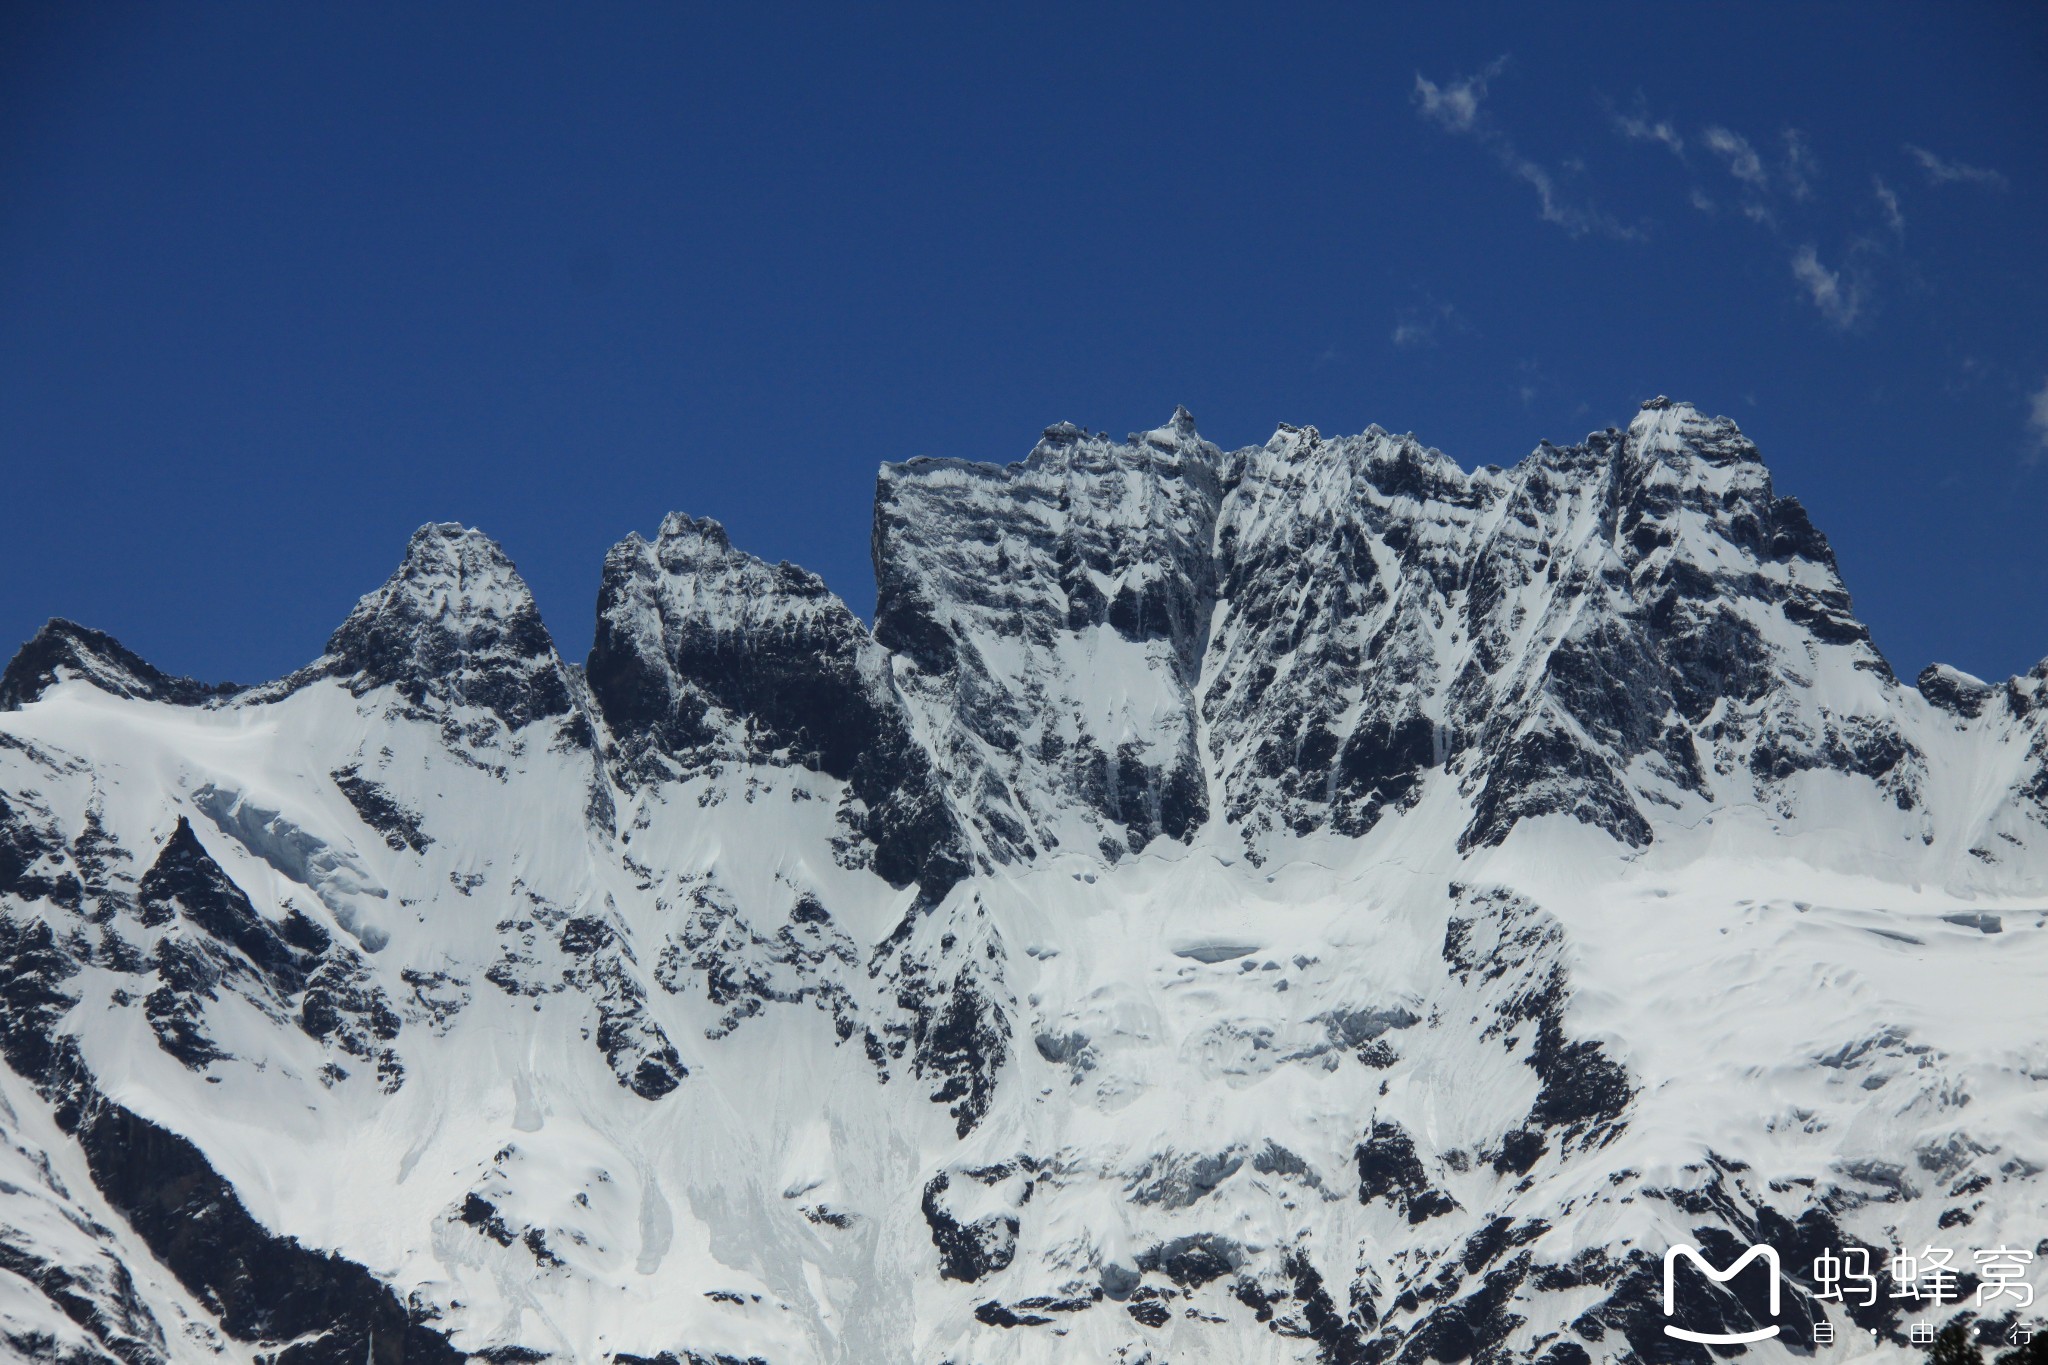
[2,399,2046,1365]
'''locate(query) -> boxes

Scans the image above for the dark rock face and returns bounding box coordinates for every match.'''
[1204,422,1473,847]
[852,886,1016,1138]
[0,920,457,1365]
[0,1222,170,1365]
[558,911,688,1099]
[1442,886,1633,1148]
[289,523,576,735]
[921,1172,1018,1282]
[135,818,313,1071]
[0,911,80,1087]
[1919,664,1994,719]
[858,399,1928,866]
[588,514,969,894]
[1981,660,2048,864]
[298,949,406,1091]
[485,898,688,1099]
[1,786,85,915]
[0,619,241,713]
[653,882,862,1045]
[1441,403,1911,851]
[873,411,1222,862]
[1357,1121,1459,1224]
[124,818,407,1088]
[1137,1233,1246,1286]
[138,818,307,990]
[331,766,434,853]
[889,914,1011,1140]
[1461,722,1652,853]
[590,516,878,774]
[69,1090,464,1365]
[1219,402,1925,855]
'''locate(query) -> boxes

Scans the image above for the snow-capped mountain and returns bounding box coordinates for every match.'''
[3,399,2045,1365]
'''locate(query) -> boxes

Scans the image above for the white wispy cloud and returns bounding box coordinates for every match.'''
[1413,61,1641,240]
[1873,176,1904,237]
[1781,129,1818,201]
[1413,59,1502,134]
[1905,144,2008,189]
[1702,127,1768,189]
[2028,375,2048,464]
[1391,298,1459,350]
[1791,244,1862,329]
[1612,99,1684,157]
[1510,156,1577,232]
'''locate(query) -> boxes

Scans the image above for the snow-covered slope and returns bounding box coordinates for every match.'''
[2,401,2044,1365]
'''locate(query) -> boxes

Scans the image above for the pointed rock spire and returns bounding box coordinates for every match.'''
[312,523,572,730]
[1134,404,1209,453]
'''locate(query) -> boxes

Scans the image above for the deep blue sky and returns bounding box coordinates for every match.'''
[3,3,2044,686]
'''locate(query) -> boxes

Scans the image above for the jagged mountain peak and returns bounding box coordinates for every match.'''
[1131,403,1207,452]
[1621,394,1763,471]
[285,521,574,732]
[853,400,1948,865]
[368,520,538,613]
[648,509,734,555]
[0,618,242,712]
[591,516,853,749]
[1002,408,1221,478]
[638,510,838,603]
[588,512,969,888]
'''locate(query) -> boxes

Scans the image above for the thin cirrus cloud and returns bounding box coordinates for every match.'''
[1611,100,1684,157]
[1564,88,2026,457]
[1780,130,1818,202]
[1904,144,2008,189]
[1413,61,1641,240]
[1412,57,1500,134]
[1702,126,1769,189]
[1873,177,1905,237]
[1419,71,2008,367]
[2028,376,2048,465]
[1390,316,1435,349]
[1390,298,1459,350]
[1685,122,1887,330]
[1791,244,1863,330]
[1694,124,1821,218]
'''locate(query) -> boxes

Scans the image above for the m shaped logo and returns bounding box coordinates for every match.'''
[1663,1244,1782,1345]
